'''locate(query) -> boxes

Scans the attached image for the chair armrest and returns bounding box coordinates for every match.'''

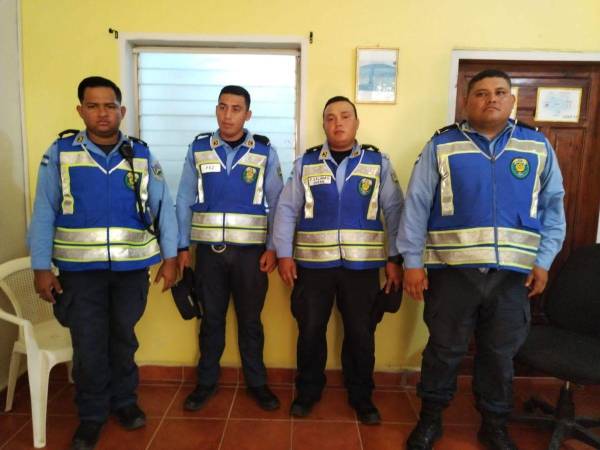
[0,308,40,351]
[0,308,28,327]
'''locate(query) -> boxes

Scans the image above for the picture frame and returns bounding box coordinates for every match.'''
[355,47,398,104]
[534,87,582,123]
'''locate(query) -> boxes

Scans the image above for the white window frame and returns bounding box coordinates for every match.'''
[119,33,308,155]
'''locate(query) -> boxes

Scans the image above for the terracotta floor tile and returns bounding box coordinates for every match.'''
[293,421,361,450]
[148,418,226,450]
[95,417,161,450]
[47,384,77,416]
[373,371,403,389]
[0,414,30,447]
[182,366,239,386]
[138,365,182,384]
[508,423,553,450]
[325,370,344,387]
[267,368,295,386]
[294,388,355,421]
[408,392,480,425]
[221,419,291,450]
[137,384,180,417]
[230,386,293,420]
[372,390,418,423]
[4,414,79,450]
[435,425,484,450]
[5,381,69,415]
[166,385,236,418]
[359,423,413,450]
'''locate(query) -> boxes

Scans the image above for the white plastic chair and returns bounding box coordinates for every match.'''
[0,257,73,448]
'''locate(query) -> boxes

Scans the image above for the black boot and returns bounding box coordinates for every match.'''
[477,412,518,450]
[406,402,443,450]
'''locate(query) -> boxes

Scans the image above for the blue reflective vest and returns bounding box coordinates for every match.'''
[53,133,160,271]
[190,133,270,246]
[295,145,386,270]
[425,122,548,273]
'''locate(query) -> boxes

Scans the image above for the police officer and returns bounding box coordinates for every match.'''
[398,70,566,450]
[28,76,178,450]
[176,85,284,412]
[274,96,404,424]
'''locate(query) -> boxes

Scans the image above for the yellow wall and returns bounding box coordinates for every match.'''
[21,0,600,371]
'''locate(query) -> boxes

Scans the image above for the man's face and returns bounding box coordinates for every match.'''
[322,101,359,151]
[76,87,125,140]
[464,77,515,129]
[216,93,251,141]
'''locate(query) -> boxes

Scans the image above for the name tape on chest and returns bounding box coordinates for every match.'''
[308,175,332,186]
[200,163,221,174]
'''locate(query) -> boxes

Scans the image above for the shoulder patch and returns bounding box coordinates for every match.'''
[40,154,50,166]
[361,144,380,153]
[305,144,323,154]
[432,123,459,138]
[194,132,211,141]
[58,129,79,139]
[253,134,271,146]
[128,136,148,147]
[151,161,164,180]
[515,120,538,132]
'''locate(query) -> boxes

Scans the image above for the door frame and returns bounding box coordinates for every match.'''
[448,49,600,242]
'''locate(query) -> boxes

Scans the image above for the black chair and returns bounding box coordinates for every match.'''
[513,244,600,449]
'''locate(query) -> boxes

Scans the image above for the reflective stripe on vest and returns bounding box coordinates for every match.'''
[52,227,159,263]
[59,149,149,215]
[424,246,537,271]
[191,212,267,244]
[294,229,385,263]
[300,162,335,219]
[426,227,540,250]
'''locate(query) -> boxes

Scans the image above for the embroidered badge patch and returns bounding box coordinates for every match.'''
[510,158,530,179]
[358,177,374,196]
[242,166,258,184]
[151,162,164,180]
[124,172,141,190]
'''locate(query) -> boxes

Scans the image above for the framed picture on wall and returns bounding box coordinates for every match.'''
[355,47,398,104]
[534,87,582,122]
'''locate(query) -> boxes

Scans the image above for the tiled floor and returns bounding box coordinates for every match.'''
[1,367,599,449]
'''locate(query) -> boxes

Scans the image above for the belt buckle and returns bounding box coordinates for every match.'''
[211,244,226,254]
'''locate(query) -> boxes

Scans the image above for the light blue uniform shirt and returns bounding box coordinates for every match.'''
[176,130,284,250]
[396,121,566,270]
[27,131,178,270]
[273,141,405,259]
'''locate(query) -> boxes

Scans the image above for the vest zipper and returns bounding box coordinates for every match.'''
[106,154,112,269]
[491,153,500,267]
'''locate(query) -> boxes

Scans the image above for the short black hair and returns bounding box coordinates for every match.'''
[467,69,512,93]
[323,96,358,118]
[219,85,251,109]
[78,76,122,103]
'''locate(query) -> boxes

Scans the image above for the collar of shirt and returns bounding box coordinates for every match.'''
[318,140,362,164]
[76,130,127,159]
[460,120,515,157]
[211,128,254,152]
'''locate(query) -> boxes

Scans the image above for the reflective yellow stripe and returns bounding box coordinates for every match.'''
[296,230,338,246]
[498,247,537,270]
[341,246,385,261]
[59,150,102,214]
[505,138,547,218]
[53,239,160,262]
[427,227,495,247]
[225,229,267,244]
[294,246,341,262]
[435,141,481,216]
[424,247,497,265]
[225,213,267,229]
[340,229,384,245]
[194,150,223,204]
[191,228,223,243]
[54,227,156,245]
[192,212,223,227]
[352,163,381,220]
[497,227,541,250]
[301,163,335,219]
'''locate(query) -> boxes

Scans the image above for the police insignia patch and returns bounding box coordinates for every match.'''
[358,177,374,196]
[124,172,141,190]
[76,135,84,143]
[152,162,164,180]
[242,166,258,184]
[510,158,530,179]
[277,165,283,180]
[40,154,50,166]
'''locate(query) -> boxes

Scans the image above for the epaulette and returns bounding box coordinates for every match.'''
[194,132,211,141]
[305,144,323,153]
[432,123,459,138]
[128,136,148,146]
[361,144,379,152]
[253,134,271,146]
[58,129,79,139]
[515,120,538,132]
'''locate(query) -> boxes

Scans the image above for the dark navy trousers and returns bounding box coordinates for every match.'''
[55,269,149,422]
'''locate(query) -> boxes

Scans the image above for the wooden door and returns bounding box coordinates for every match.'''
[455,60,600,319]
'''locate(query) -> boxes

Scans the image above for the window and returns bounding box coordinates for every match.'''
[134,47,299,195]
